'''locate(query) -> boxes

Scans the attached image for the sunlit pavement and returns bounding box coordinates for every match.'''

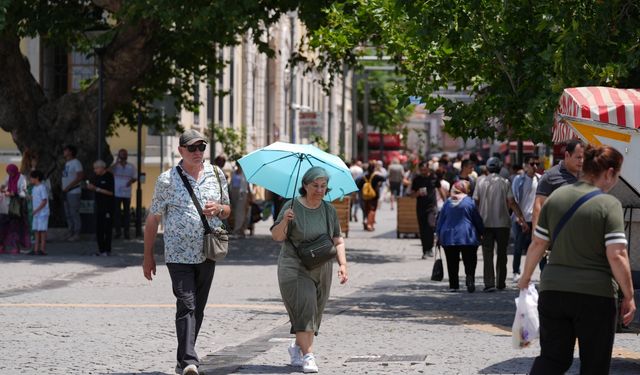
[1,200,639,374]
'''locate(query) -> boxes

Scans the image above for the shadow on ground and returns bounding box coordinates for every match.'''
[327,279,520,330]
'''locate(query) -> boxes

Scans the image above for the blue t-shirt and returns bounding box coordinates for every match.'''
[32,184,49,217]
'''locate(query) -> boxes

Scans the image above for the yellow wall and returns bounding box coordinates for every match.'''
[0,129,18,149]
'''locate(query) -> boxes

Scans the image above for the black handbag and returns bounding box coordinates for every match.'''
[8,196,24,219]
[431,247,444,281]
[287,201,337,270]
[177,165,229,262]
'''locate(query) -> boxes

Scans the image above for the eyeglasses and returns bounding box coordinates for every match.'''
[529,162,539,166]
[183,143,206,152]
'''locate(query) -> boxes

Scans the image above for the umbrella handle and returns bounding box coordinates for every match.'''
[290,153,304,209]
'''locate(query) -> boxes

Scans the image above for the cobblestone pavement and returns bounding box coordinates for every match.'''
[1,201,639,374]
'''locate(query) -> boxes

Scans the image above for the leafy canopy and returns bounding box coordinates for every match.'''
[305,0,640,143]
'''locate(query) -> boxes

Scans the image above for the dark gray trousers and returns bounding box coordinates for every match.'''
[481,227,510,289]
[167,260,216,369]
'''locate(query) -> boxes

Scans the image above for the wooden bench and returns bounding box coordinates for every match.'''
[397,196,420,238]
[332,196,351,238]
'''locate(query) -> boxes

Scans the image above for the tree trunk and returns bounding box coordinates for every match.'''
[0,20,156,226]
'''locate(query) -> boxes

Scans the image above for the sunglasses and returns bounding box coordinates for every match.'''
[183,143,206,152]
[529,162,539,166]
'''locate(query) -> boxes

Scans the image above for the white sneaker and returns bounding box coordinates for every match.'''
[288,341,303,366]
[513,273,521,283]
[182,364,198,375]
[302,353,319,373]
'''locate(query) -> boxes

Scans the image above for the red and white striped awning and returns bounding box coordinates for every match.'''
[553,87,640,143]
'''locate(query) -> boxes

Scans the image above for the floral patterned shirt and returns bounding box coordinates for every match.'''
[150,161,230,264]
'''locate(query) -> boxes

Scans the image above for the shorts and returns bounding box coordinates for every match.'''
[389,181,402,197]
[32,215,49,232]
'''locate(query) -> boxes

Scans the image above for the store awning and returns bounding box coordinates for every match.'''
[553,86,640,143]
[553,87,640,202]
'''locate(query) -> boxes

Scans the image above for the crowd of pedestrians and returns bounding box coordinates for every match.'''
[0,131,635,374]
[0,144,138,257]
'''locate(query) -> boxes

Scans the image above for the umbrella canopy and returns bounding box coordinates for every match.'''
[237,142,358,201]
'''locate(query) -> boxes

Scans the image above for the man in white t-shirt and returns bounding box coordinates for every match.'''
[110,149,137,239]
[61,145,84,241]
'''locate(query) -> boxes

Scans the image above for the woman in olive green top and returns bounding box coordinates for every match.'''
[518,145,635,374]
[271,166,349,373]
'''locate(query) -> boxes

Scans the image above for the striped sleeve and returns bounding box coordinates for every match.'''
[605,232,627,246]
[534,225,550,241]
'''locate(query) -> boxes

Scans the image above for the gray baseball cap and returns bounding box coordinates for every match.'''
[179,129,207,146]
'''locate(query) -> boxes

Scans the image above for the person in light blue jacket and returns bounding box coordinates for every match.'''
[436,180,484,292]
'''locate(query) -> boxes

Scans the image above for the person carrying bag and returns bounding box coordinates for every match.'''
[143,129,230,375]
[270,166,348,373]
[177,165,229,261]
[286,200,337,270]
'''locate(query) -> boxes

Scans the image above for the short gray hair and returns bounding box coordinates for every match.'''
[93,160,106,168]
[298,166,331,196]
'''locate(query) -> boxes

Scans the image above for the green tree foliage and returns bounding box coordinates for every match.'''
[359,71,413,134]
[305,0,640,143]
[207,124,247,162]
[0,0,331,222]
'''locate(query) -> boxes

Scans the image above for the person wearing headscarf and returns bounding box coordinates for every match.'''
[0,164,31,254]
[271,166,348,373]
[436,180,484,292]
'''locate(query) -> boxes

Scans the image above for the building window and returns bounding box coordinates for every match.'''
[70,51,96,92]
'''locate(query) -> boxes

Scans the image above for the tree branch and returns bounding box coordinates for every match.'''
[478,28,518,95]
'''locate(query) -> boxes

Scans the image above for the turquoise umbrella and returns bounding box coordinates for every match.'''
[237,142,358,201]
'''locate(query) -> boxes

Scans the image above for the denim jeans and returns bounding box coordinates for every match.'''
[63,193,82,235]
[512,221,532,274]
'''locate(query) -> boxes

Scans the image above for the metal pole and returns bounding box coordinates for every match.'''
[266,45,271,145]
[339,64,347,157]
[97,49,105,161]
[289,14,296,144]
[160,133,164,174]
[517,139,524,166]
[328,82,333,151]
[363,72,369,163]
[136,112,142,237]
[351,71,358,160]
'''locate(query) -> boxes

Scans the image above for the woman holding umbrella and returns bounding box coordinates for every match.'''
[271,166,349,373]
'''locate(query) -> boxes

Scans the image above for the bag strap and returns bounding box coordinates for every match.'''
[552,189,602,242]
[176,165,213,234]
[285,200,332,251]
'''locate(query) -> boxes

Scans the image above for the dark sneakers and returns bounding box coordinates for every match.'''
[466,276,476,293]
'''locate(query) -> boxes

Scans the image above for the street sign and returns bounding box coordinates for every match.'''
[298,111,323,128]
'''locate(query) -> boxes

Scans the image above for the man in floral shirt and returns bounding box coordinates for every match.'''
[143,129,230,375]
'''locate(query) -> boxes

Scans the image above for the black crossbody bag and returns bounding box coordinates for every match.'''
[177,165,229,261]
[287,200,337,270]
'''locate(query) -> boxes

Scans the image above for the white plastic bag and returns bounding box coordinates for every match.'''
[512,283,540,349]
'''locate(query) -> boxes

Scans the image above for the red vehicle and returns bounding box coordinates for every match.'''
[359,132,407,165]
